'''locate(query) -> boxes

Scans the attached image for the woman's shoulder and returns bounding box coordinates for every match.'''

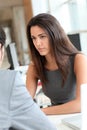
[74,53,87,72]
[74,53,87,62]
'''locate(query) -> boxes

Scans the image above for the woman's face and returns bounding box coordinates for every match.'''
[30,25,51,57]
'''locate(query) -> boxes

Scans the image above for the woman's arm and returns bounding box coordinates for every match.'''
[41,98,80,115]
[26,63,38,98]
[41,54,87,115]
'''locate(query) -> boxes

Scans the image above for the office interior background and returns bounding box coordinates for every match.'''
[0,0,87,69]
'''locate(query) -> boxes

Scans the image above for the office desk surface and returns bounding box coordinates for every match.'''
[48,113,80,130]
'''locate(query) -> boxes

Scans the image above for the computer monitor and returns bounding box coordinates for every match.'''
[6,43,19,69]
[68,33,81,51]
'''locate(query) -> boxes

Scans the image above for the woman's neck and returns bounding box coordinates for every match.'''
[45,55,58,70]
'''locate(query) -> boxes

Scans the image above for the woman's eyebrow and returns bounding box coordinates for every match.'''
[31,33,47,37]
[38,33,47,36]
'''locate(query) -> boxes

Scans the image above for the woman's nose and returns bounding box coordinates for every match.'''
[35,38,41,46]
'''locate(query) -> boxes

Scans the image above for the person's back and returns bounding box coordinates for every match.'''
[0,70,33,129]
[0,69,57,130]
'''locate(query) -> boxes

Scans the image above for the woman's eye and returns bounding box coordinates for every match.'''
[40,35,46,39]
[31,37,36,41]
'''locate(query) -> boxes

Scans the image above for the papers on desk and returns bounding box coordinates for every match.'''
[48,114,80,130]
[35,86,51,108]
[61,113,81,130]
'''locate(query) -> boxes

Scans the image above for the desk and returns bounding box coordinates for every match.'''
[48,113,80,130]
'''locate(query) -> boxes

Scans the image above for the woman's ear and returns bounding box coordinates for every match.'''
[0,45,4,67]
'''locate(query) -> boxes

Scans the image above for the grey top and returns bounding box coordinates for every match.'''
[0,70,57,130]
[43,56,76,105]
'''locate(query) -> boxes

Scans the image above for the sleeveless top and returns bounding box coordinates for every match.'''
[42,56,76,105]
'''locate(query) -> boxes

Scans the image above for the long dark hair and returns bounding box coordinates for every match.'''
[27,13,79,85]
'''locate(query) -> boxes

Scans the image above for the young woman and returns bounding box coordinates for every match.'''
[26,13,87,115]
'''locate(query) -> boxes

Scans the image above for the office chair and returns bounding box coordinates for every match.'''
[68,33,81,51]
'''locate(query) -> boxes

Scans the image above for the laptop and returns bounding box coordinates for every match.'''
[62,114,81,130]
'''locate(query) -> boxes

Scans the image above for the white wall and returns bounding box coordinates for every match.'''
[31,0,87,56]
[31,0,49,15]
